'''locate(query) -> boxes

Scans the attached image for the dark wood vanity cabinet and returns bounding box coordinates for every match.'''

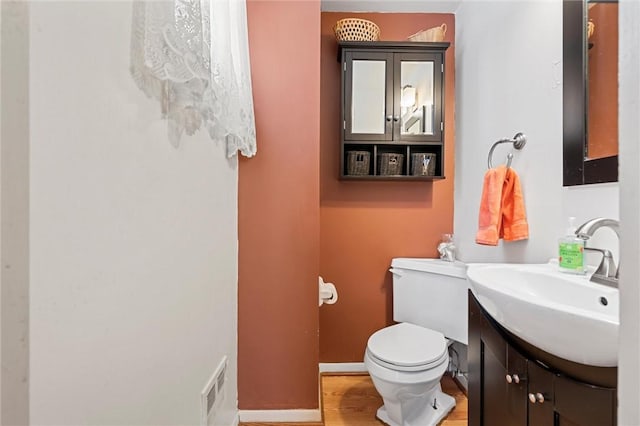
[469,291,617,426]
[338,41,449,180]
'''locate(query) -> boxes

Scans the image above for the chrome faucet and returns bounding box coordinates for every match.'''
[574,217,619,287]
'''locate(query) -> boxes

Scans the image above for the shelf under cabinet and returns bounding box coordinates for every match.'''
[341,142,444,180]
[340,175,446,181]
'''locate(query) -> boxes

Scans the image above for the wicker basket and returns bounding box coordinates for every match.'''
[346,151,371,175]
[411,153,436,176]
[334,18,380,42]
[408,23,447,42]
[378,153,404,176]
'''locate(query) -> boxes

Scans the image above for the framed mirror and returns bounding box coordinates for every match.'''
[563,0,619,186]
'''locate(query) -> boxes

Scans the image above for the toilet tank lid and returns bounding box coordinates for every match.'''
[391,258,467,278]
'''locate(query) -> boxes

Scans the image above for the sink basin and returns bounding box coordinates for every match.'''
[467,262,619,367]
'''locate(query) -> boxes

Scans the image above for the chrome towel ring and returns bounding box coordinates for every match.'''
[487,132,527,169]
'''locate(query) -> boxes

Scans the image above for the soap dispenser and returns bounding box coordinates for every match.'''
[558,217,585,274]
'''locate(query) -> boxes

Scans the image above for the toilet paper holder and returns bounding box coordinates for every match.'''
[319,276,338,307]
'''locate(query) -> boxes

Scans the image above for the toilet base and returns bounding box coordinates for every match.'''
[375,388,456,426]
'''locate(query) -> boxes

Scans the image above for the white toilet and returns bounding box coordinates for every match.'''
[364,258,468,426]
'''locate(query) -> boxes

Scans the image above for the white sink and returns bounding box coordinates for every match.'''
[466,262,619,367]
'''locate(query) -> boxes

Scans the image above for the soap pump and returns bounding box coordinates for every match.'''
[558,217,585,274]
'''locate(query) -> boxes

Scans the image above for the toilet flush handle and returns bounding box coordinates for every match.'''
[389,268,403,277]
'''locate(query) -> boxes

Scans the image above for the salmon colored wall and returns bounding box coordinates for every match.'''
[239,1,320,409]
[587,3,618,159]
[319,13,456,362]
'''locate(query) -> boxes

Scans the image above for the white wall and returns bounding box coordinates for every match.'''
[618,0,640,423]
[454,0,619,265]
[454,0,564,263]
[1,2,30,424]
[28,2,238,425]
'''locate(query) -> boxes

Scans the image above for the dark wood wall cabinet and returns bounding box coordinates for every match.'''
[338,41,449,180]
[469,291,617,426]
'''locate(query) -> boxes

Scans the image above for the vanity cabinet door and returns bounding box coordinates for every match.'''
[479,303,527,426]
[481,328,509,425]
[468,292,482,426]
[507,345,528,424]
[527,361,554,426]
[554,375,616,426]
[470,291,527,426]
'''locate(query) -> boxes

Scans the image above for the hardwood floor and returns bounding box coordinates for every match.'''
[240,373,468,426]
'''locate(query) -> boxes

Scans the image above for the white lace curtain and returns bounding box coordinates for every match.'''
[130,0,257,158]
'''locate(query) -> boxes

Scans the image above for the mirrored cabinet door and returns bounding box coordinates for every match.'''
[344,51,393,141]
[351,59,386,134]
[399,62,434,136]
[395,53,442,142]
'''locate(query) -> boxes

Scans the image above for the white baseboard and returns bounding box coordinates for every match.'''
[236,364,367,423]
[319,362,367,373]
[238,409,322,423]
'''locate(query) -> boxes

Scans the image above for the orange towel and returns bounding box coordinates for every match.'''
[501,167,529,241]
[476,166,529,246]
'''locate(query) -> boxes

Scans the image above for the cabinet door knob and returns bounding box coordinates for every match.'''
[528,392,545,404]
[386,115,393,122]
[393,116,400,122]
[506,374,521,384]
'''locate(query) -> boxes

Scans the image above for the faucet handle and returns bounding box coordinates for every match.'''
[584,247,617,279]
[584,246,613,256]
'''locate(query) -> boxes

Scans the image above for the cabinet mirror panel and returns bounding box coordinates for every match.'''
[400,61,434,136]
[351,60,386,134]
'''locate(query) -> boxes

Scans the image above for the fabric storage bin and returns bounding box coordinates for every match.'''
[378,153,404,175]
[411,153,436,176]
[346,151,371,175]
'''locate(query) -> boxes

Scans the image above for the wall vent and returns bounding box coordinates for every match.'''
[201,356,228,426]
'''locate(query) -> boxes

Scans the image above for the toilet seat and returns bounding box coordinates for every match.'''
[367,323,448,372]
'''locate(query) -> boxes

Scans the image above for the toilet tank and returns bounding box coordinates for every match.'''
[390,258,468,345]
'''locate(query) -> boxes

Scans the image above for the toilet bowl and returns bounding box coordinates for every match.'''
[365,323,455,426]
[365,258,468,426]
